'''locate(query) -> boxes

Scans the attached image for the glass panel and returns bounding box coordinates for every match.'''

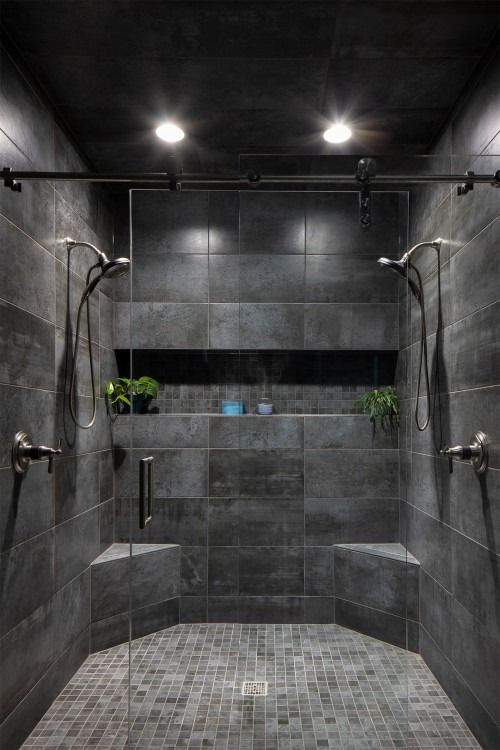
[122,155,496,748]
[127,187,242,748]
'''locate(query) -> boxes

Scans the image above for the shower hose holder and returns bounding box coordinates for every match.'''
[440,431,488,474]
[12,432,62,474]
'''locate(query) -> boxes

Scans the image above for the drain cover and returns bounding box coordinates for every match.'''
[242,681,268,696]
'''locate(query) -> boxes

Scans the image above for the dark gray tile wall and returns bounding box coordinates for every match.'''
[0,47,116,748]
[114,414,399,626]
[114,189,401,351]
[398,43,500,749]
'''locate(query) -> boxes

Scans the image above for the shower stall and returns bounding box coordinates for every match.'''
[2,151,499,750]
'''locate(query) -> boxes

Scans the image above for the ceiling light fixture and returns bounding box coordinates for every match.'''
[156,122,185,143]
[323,123,352,144]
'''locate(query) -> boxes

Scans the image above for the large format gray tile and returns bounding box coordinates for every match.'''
[305,449,398,498]
[208,496,303,547]
[305,255,397,303]
[115,449,209,498]
[210,449,304,497]
[0,131,54,254]
[452,530,500,640]
[0,301,55,390]
[305,192,399,255]
[420,628,500,750]
[115,415,209,449]
[239,192,305,254]
[305,415,396,449]
[239,255,305,302]
[239,303,304,348]
[0,599,55,722]
[305,497,399,545]
[0,385,56,469]
[54,507,100,590]
[116,302,209,348]
[334,546,417,619]
[335,598,408,650]
[131,253,209,302]
[209,303,239,348]
[0,216,56,321]
[405,504,452,591]
[208,192,239,255]
[0,530,54,637]
[0,463,54,552]
[208,255,239,301]
[131,190,208,254]
[54,452,100,524]
[305,303,398,349]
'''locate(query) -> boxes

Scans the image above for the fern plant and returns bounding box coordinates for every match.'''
[354,386,400,427]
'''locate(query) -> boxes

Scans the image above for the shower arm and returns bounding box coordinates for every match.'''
[400,238,442,267]
[65,237,108,266]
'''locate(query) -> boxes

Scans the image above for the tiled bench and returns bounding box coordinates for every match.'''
[333,542,420,651]
[90,543,181,652]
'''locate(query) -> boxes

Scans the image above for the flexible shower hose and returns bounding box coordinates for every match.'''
[411,263,431,431]
[69,263,100,429]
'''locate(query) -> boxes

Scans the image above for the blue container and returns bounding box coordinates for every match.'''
[221,400,245,415]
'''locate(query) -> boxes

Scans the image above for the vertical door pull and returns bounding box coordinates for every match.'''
[139,456,154,529]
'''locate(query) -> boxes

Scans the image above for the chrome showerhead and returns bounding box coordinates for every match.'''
[65,237,130,293]
[377,256,422,303]
[101,257,130,279]
[377,257,406,277]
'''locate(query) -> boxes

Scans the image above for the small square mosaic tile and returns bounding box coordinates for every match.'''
[22,624,481,749]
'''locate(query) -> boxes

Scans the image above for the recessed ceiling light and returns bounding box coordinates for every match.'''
[323,123,352,144]
[156,122,185,143]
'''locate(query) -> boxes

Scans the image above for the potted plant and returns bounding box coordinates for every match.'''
[354,386,400,429]
[105,376,159,414]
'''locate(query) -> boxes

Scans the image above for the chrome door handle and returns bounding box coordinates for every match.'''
[139,456,154,529]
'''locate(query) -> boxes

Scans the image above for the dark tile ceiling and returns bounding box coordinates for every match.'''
[1,0,499,173]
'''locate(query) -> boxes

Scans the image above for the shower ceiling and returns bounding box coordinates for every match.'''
[0,0,498,172]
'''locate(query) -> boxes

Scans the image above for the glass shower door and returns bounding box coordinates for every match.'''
[126,186,242,748]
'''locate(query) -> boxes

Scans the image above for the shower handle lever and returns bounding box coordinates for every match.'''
[13,432,62,474]
[440,431,488,475]
[139,457,154,529]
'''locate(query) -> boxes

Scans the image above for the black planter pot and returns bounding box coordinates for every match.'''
[131,394,152,414]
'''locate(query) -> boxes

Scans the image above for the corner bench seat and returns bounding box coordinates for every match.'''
[90,543,181,652]
[333,542,420,651]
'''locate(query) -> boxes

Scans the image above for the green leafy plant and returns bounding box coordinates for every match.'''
[106,376,159,410]
[354,386,400,427]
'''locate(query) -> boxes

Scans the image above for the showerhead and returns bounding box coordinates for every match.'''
[101,257,130,279]
[65,237,131,295]
[377,256,422,303]
[377,257,406,277]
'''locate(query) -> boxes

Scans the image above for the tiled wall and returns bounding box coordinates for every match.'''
[0,46,116,748]
[398,44,500,749]
[113,189,402,350]
[113,413,400,628]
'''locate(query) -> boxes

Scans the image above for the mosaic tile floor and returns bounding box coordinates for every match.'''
[22,624,481,750]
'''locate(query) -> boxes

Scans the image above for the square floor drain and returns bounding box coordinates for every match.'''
[242,681,268,696]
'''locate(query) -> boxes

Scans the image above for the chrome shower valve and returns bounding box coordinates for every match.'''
[12,432,62,474]
[440,431,488,474]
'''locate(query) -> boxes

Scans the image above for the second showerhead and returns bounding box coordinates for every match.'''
[65,237,130,293]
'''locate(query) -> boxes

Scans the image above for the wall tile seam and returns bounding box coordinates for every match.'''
[0,624,91,729]
[0,205,58,260]
[0,118,55,175]
[334,594,418,622]
[0,296,57,333]
[450,212,500,258]
[406,500,500,557]
[0,564,93,641]
[54,185,105,236]
[420,624,500,732]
